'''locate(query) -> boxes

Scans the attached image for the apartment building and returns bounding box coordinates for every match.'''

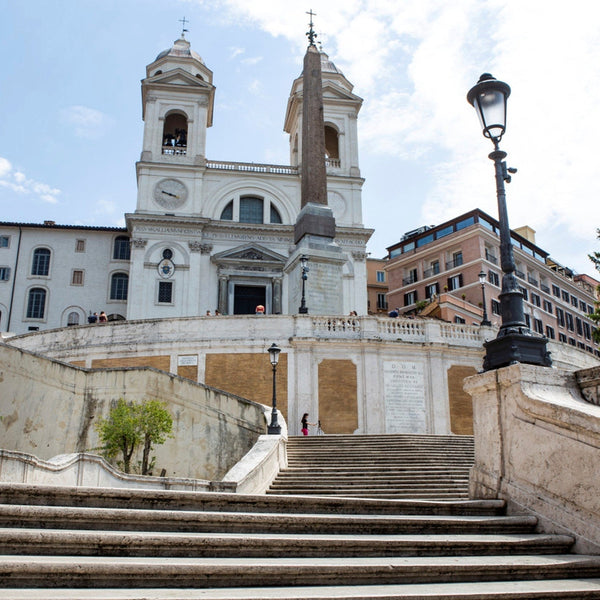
[366,257,389,315]
[385,209,599,358]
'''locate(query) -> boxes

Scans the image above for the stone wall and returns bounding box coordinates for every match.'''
[5,315,597,436]
[0,343,268,481]
[465,364,600,554]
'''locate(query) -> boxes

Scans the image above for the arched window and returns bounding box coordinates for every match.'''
[162,112,188,154]
[270,204,282,224]
[239,196,263,224]
[220,200,233,221]
[324,125,340,159]
[32,248,51,276]
[27,288,46,319]
[67,311,80,326]
[113,236,130,261]
[220,197,283,224]
[110,273,129,300]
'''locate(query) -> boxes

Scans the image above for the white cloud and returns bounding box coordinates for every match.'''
[241,56,263,66]
[229,46,245,59]
[0,156,60,204]
[60,105,113,140]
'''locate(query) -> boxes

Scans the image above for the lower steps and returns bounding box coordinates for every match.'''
[0,482,600,598]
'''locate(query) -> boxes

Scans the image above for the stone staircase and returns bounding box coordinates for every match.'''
[1,482,600,598]
[268,434,474,499]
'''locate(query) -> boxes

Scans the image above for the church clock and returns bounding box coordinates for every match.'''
[153,178,188,209]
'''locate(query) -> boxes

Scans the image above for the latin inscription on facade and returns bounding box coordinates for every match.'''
[383,361,426,433]
[178,355,198,366]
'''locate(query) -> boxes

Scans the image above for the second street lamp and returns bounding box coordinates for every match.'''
[467,73,551,371]
[267,343,282,434]
[478,269,492,327]
[298,255,309,314]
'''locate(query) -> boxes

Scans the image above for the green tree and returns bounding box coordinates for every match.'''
[589,228,600,343]
[95,399,173,475]
[139,399,174,475]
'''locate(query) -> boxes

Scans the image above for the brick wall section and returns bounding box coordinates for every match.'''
[447,364,477,434]
[205,353,288,418]
[318,359,358,434]
[177,365,198,381]
[91,356,171,371]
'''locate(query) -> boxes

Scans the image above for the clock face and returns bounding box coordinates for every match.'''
[153,178,188,209]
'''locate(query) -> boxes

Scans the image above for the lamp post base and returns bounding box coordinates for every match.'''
[483,332,552,371]
[267,424,282,435]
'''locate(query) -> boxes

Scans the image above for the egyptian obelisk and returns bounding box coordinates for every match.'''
[288,12,345,315]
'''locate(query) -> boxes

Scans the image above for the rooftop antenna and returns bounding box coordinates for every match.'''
[306,9,317,46]
[179,16,189,37]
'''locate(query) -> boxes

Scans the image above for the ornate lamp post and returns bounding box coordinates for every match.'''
[267,343,282,434]
[467,73,551,371]
[298,255,309,314]
[478,270,492,326]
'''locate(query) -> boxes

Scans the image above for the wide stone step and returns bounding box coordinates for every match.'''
[0,505,536,535]
[0,529,574,558]
[5,579,600,599]
[0,484,504,516]
[266,491,471,499]
[2,554,599,588]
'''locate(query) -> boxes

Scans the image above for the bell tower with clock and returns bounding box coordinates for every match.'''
[125,31,215,320]
[133,32,215,217]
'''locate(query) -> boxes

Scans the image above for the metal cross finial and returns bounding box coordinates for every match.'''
[306,9,317,46]
[179,16,189,37]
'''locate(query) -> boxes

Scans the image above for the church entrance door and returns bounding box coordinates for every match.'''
[234,285,266,314]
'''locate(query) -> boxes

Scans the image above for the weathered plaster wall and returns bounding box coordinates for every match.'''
[0,343,267,481]
[465,364,600,554]
[5,315,597,437]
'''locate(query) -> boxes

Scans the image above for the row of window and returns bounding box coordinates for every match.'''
[403,252,463,285]
[25,273,129,320]
[0,237,131,280]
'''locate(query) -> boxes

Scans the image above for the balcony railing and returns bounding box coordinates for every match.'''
[423,266,440,278]
[515,269,526,280]
[162,145,187,156]
[402,275,418,286]
[445,258,463,270]
[206,160,298,175]
[485,252,498,264]
[528,275,539,287]
[325,158,341,168]
[541,284,550,293]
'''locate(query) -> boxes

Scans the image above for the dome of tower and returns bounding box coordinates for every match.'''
[320,50,344,76]
[155,36,204,64]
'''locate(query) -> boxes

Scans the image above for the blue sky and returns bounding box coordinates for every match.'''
[1,0,599,276]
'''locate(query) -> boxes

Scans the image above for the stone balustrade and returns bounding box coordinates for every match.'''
[206,160,297,175]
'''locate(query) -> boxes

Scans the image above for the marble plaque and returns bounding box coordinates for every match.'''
[384,361,426,433]
[178,355,198,367]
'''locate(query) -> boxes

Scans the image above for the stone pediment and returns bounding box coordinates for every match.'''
[322,82,363,104]
[147,68,212,89]
[211,244,287,266]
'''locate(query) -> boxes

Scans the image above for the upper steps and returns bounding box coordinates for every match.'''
[268,434,475,500]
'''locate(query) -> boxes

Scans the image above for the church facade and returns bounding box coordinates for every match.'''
[0,35,371,335]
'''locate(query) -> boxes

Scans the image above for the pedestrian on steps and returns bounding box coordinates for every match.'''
[301,413,315,436]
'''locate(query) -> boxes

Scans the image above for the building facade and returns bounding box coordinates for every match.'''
[366,257,389,315]
[385,209,600,358]
[0,35,371,335]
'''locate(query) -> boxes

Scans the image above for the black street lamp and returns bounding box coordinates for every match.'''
[298,255,309,314]
[267,343,282,434]
[478,270,492,327]
[467,73,551,371]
